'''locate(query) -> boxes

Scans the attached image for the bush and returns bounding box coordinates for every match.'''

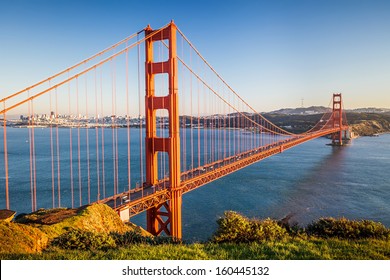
[212,211,288,243]
[250,218,288,241]
[306,218,390,239]
[212,211,251,243]
[51,229,116,250]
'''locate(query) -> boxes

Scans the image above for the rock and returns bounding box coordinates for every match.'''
[0,209,16,222]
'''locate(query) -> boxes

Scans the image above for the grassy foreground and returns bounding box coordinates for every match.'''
[1,238,389,260]
[1,208,389,260]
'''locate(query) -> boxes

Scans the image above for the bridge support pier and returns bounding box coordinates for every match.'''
[146,190,182,237]
[144,22,182,239]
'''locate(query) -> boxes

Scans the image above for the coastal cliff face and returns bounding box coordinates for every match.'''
[350,119,390,136]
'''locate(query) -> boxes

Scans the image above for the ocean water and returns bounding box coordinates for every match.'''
[1,128,389,241]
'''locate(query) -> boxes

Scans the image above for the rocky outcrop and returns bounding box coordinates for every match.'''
[0,209,16,222]
[350,119,390,136]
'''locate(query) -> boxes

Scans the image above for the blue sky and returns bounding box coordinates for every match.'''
[1,0,390,111]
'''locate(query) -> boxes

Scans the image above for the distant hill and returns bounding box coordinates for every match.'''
[269,106,330,115]
[346,108,390,113]
[345,112,390,136]
[263,111,390,136]
[268,106,390,115]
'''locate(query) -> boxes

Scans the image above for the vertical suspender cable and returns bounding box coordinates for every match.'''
[190,43,194,172]
[100,67,106,198]
[55,88,61,207]
[137,33,144,193]
[31,99,37,211]
[114,63,119,196]
[28,94,33,211]
[95,68,100,201]
[49,83,55,208]
[227,89,230,159]
[77,77,82,206]
[216,90,219,162]
[210,84,213,164]
[68,73,74,208]
[197,72,200,169]
[215,87,222,161]
[233,97,236,157]
[181,39,186,174]
[111,58,117,206]
[85,70,91,204]
[224,90,228,159]
[3,101,9,209]
[203,66,207,165]
[126,49,131,194]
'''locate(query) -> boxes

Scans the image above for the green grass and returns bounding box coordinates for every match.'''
[1,238,389,260]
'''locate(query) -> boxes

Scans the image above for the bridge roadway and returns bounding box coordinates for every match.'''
[99,127,347,219]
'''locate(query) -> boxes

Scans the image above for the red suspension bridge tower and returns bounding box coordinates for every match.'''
[144,22,182,238]
[332,93,344,146]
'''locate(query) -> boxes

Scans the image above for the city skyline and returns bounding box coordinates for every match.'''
[1,0,390,113]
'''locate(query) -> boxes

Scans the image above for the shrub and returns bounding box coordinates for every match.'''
[212,211,288,243]
[51,229,116,250]
[212,211,251,243]
[250,218,288,241]
[306,218,390,239]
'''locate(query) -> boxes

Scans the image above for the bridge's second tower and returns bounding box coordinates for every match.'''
[144,22,182,238]
[332,93,343,145]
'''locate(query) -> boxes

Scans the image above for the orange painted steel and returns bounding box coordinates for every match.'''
[144,21,182,238]
[2,102,9,209]
[332,93,343,145]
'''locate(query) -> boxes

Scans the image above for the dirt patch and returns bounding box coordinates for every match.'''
[16,208,78,225]
[38,209,78,225]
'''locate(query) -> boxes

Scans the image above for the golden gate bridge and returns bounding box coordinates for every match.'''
[0,21,348,238]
